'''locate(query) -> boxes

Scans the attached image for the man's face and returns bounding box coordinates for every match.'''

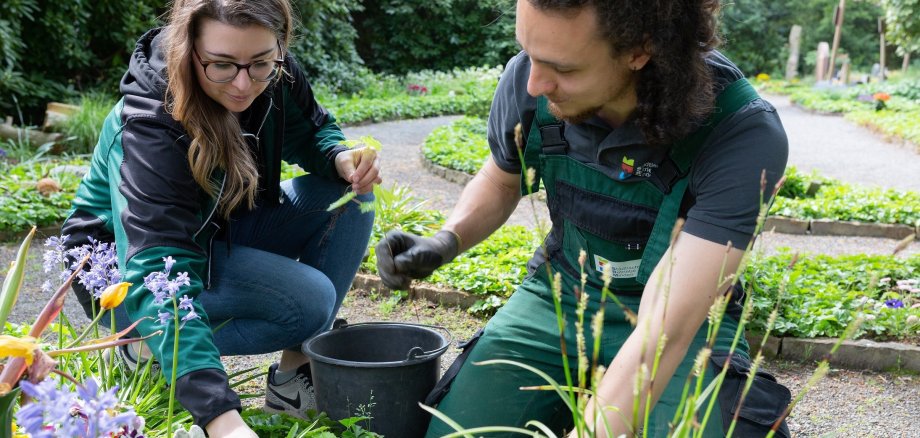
[515,1,643,125]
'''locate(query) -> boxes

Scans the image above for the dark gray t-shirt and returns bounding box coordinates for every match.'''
[489,51,789,247]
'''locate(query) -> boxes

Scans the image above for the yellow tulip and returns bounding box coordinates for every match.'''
[99,282,132,310]
[0,335,38,365]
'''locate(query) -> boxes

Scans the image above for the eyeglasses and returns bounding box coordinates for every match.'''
[193,41,284,83]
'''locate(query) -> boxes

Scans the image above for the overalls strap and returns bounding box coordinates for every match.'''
[636,78,760,283]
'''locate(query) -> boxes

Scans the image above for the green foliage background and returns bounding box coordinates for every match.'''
[2,1,916,125]
[351,0,517,75]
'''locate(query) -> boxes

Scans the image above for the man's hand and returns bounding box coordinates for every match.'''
[375,230,460,290]
[334,146,382,194]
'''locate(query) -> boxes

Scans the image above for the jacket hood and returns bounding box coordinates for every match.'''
[120,28,170,102]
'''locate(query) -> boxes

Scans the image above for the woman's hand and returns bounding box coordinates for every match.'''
[334,147,382,194]
[204,410,258,437]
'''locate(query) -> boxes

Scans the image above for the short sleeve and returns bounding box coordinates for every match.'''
[488,52,536,174]
[683,98,789,247]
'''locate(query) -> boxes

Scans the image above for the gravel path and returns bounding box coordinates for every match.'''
[3,101,919,436]
[765,93,920,192]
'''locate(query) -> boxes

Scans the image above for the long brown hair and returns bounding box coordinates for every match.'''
[163,0,293,218]
[529,0,722,146]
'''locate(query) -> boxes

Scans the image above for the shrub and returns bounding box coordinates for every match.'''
[0,0,166,123]
[352,0,517,75]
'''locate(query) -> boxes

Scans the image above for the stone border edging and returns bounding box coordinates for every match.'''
[353,272,920,373]
[418,151,475,186]
[764,216,917,240]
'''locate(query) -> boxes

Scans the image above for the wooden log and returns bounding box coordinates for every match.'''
[0,117,63,147]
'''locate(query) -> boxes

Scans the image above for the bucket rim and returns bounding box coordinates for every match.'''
[302,321,452,368]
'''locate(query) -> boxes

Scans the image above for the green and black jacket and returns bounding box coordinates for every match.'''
[61,28,347,427]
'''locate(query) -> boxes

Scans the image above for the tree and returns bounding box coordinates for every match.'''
[880,0,920,69]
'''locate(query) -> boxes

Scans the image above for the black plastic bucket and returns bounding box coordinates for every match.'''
[302,322,451,438]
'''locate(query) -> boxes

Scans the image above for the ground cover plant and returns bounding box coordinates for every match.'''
[315,66,500,124]
[772,167,920,226]
[421,116,490,174]
[0,159,85,234]
[743,251,920,342]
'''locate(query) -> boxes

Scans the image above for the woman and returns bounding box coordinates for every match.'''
[61,0,380,436]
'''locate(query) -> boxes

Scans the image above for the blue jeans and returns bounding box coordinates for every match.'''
[113,174,374,355]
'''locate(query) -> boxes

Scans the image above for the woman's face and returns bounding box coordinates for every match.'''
[193,18,280,114]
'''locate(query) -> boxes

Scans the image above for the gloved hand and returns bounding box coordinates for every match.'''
[375,230,460,290]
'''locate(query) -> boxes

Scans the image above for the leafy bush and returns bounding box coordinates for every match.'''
[352,0,516,75]
[743,251,920,341]
[422,116,489,173]
[0,0,166,122]
[290,0,370,95]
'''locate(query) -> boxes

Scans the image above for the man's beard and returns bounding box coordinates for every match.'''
[548,101,599,125]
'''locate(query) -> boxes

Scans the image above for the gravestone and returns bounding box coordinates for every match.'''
[816,42,830,82]
[786,25,802,80]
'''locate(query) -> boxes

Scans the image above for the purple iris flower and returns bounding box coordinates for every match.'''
[884,299,905,309]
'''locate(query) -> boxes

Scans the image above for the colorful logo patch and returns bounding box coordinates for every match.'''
[620,156,635,174]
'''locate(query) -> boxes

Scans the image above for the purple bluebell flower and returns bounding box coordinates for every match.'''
[181,309,200,323]
[75,378,139,438]
[16,378,138,438]
[157,310,172,325]
[178,295,194,311]
[42,235,69,272]
[163,256,176,274]
[16,379,75,438]
[884,299,905,309]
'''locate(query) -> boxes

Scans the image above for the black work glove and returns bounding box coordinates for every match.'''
[375,230,460,290]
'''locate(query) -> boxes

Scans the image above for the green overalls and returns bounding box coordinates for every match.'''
[426,79,791,438]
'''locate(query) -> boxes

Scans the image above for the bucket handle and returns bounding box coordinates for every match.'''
[333,321,453,362]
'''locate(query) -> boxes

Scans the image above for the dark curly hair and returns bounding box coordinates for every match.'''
[529,0,722,145]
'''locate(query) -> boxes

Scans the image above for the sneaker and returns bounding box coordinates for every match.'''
[264,362,316,419]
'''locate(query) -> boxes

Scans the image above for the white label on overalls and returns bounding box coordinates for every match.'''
[594,256,641,278]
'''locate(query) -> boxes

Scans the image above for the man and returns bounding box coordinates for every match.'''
[377,1,791,437]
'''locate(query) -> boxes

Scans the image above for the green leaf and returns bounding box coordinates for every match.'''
[0,226,36,329]
[326,191,357,211]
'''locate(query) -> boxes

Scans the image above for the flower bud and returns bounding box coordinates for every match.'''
[99,282,132,310]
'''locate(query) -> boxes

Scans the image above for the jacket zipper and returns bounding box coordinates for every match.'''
[199,98,273,290]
